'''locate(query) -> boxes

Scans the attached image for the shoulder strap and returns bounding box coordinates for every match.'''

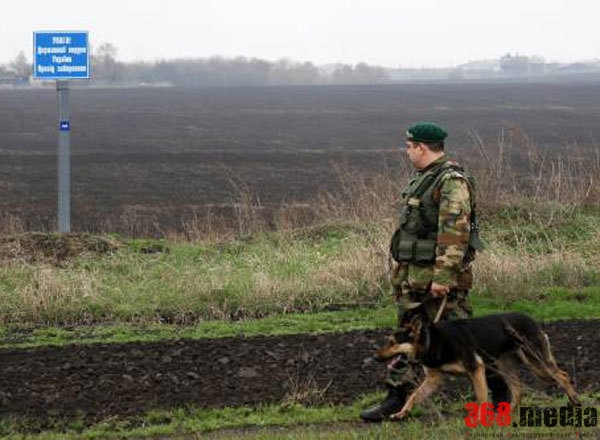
[408,161,459,200]
[432,162,485,252]
[431,162,468,192]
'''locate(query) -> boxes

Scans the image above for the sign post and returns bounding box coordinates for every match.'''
[57,80,71,233]
[33,31,89,233]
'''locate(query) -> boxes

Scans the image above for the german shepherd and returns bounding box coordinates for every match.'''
[374,308,580,420]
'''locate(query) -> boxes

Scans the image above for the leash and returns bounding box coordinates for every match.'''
[433,295,448,324]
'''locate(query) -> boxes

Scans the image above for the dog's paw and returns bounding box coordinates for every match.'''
[389,410,408,421]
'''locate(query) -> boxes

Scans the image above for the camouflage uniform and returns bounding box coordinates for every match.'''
[360,123,492,423]
[387,155,475,387]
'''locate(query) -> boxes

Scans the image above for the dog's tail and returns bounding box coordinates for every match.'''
[502,319,525,345]
[502,318,581,406]
[502,318,546,364]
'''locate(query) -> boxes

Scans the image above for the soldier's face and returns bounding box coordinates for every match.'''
[405,141,425,168]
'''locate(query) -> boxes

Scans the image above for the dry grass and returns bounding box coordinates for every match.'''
[0,225,391,324]
[282,368,333,407]
[312,162,409,224]
[468,128,600,209]
[0,133,599,325]
[3,132,598,239]
[172,132,600,241]
[8,267,100,324]
[476,251,600,302]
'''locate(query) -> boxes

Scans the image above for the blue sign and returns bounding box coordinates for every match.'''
[59,121,70,131]
[33,31,89,79]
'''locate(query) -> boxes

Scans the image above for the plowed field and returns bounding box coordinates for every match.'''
[2,83,600,233]
[0,320,597,428]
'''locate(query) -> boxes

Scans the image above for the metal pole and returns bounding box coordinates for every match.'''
[56,80,71,233]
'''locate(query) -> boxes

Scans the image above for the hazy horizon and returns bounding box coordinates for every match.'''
[2,0,599,68]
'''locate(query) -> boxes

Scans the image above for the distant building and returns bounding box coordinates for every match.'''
[0,75,21,86]
[500,53,549,76]
[555,61,600,75]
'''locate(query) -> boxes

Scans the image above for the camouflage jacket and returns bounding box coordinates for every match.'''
[392,156,474,293]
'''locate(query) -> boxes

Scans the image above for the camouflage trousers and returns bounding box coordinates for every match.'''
[385,289,472,387]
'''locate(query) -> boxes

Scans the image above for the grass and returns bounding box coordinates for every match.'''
[2,290,600,349]
[0,222,390,326]
[1,391,597,439]
[0,205,598,342]
[482,204,600,255]
[0,305,396,349]
[0,140,599,439]
[0,395,377,439]
[0,134,598,329]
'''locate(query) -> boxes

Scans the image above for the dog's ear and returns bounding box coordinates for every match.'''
[400,314,423,344]
[400,303,426,327]
[419,319,431,352]
[399,309,414,328]
[393,329,412,344]
[419,308,432,325]
[409,314,431,356]
[409,314,424,334]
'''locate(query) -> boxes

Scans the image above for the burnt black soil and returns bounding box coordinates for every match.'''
[0,232,119,264]
[0,320,597,429]
[2,84,600,233]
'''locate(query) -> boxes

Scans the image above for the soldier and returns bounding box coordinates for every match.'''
[360,122,508,422]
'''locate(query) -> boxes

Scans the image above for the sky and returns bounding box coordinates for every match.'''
[2,0,599,68]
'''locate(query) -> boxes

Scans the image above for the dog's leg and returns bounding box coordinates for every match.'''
[496,354,522,409]
[468,355,489,406]
[551,367,581,406]
[390,368,444,420]
[540,334,581,406]
[517,336,581,406]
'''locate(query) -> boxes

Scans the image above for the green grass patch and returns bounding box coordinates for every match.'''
[2,392,597,440]
[482,204,600,255]
[1,286,599,349]
[474,285,600,319]
[0,305,397,349]
[0,206,598,331]
[0,223,390,326]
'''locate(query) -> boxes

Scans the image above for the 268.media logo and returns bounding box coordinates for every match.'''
[464,402,598,428]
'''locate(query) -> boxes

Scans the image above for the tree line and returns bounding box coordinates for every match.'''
[1,43,389,87]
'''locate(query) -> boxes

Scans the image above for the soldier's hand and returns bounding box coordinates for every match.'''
[430,282,450,297]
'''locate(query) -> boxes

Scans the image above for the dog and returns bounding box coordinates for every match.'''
[374,308,580,420]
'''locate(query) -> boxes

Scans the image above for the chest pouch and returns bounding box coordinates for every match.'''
[403,198,424,233]
[391,229,416,262]
[390,229,436,264]
[413,239,436,264]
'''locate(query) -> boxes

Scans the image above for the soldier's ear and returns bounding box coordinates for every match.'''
[418,142,432,154]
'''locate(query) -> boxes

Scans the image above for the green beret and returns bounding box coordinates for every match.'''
[406,122,447,143]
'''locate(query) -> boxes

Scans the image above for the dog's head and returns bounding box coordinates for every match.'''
[372,329,415,361]
[405,311,431,358]
[373,310,430,361]
[399,302,428,329]
[373,306,432,361]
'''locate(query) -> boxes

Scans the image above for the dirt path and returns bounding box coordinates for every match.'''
[0,320,597,427]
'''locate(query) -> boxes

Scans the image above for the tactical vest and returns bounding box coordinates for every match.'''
[390,160,483,265]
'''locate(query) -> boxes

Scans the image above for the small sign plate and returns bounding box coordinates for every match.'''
[33,31,90,79]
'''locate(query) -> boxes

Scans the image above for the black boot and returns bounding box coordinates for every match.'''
[360,384,409,422]
[487,372,512,406]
